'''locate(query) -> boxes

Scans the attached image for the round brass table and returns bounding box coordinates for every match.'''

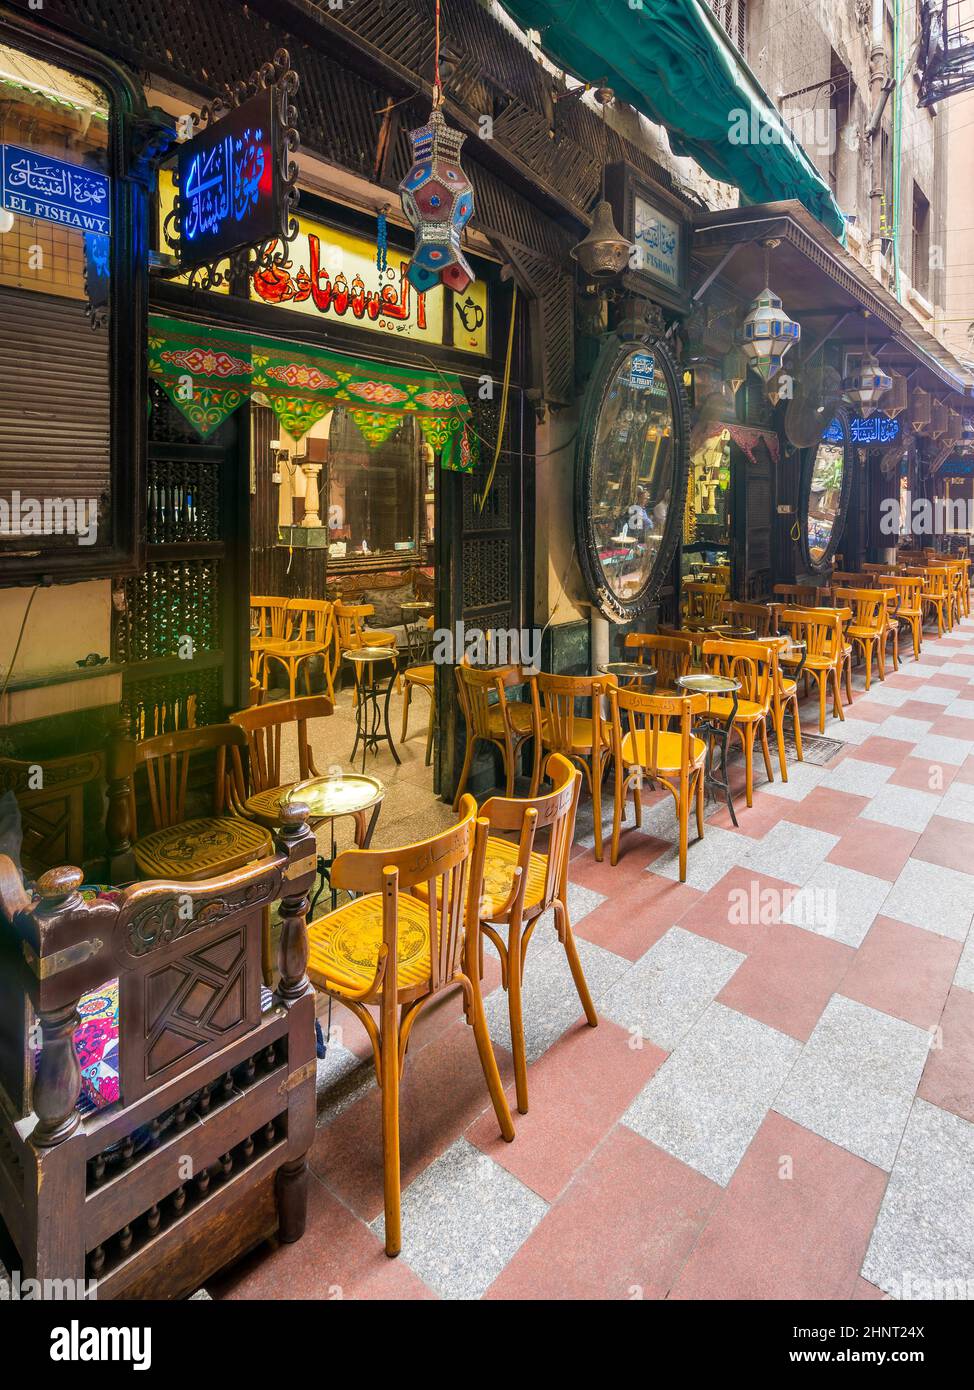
[598,661,658,690]
[283,772,386,916]
[676,673,742,827]
[401,600,435,664]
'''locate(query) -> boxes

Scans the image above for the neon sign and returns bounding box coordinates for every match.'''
[0,144,110,235]
[176,90,281,263]
[822,414,900,445]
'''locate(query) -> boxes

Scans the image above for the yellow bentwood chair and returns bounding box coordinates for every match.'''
[700,638,775,806]
[537,672,614,861]
[306,799,514,1257]
[608,686,709,881]
[453,663,542,808]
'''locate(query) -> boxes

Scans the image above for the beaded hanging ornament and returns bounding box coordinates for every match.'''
[398,1,475,293]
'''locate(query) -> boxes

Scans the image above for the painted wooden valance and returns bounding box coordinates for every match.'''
[147,314,476,470]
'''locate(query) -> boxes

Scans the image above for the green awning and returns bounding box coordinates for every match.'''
[498,0,846,239]
[147,315,476,470]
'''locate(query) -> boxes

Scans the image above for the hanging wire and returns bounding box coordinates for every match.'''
[477,284,517,511]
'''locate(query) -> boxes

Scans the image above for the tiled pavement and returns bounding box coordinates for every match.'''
[211,618,974,1301]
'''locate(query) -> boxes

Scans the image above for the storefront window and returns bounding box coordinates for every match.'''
[326,408,432,560]
[806,438,846,562]
[590,348,675,604]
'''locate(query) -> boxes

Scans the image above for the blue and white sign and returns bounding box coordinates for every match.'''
[0,144,110,236]
[625,352,656,390]
[822,413,900,446]
[633,194,681,290]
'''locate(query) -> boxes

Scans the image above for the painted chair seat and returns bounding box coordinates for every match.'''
[132,816,271,880]
[620,729,707,774]
[414,833,549,920]
[541,714,599,752]
[487,702,536,737]
[403,663,434,687]
[703,696,766,724]
[307,892,433,994]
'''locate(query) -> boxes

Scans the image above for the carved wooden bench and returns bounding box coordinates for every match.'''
[0,805,317,1299]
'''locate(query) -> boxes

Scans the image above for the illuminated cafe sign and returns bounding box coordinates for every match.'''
[0,144,110,235]
[176,89,282,264]
[822,413,901,446]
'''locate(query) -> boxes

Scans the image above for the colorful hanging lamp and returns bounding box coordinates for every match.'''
[736,239,800,382]
[398,0,475,294]
[842,315,891,417]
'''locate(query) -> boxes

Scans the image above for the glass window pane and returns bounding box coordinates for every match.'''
[807,440,845,562]
[326,409,428,559]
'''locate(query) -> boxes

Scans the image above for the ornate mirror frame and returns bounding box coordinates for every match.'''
[574,323,690,624]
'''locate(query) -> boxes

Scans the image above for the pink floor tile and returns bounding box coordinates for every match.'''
[675,867,796,955]
[210,1174,434,1300]
[466,1019,666,1202]
[899,699,951,722]
[930,714,974,739]
[668,1113,888,1301]
[567,835,669,894]
[716,920,854,1041]
[852,1277,890,1300]
[781,786,870,834]
[310,1018,515,1222]
[888,757,957,792]
[575,875,701,960]
[918,986,974,1123]
[951,755,974,786]
[485,1126,720,1300]
[839,916,962,1030]
[706,788,787,839]
[826,821,918,880]
[843,735,913,767]
[911,815,974,875]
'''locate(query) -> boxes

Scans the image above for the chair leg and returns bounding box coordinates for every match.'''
[505,916,530,1114]
[774,703,788,782]
[401,682,412,742]
[592,756,604,863]
[466,945,516,1140]
[528,735,542,799]
[695,767,705,837]
[830,666,845,721]
[678,784,689,882]
[610,767,625,867]
[380,993,402,1258]
[817,672,827,732]
[790,696,804,761]
[424,697,435,767]
[759,720,774,784]
[555,899,598,1028]
[844,655,853,705]
[453,735,476,811]
[744,724,755,806]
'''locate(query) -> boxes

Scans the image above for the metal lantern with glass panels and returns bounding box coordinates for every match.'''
[737,285,800,382]
[842,351,892,417]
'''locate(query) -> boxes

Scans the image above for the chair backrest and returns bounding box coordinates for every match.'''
[773,583,824,606]
[286,597,333,647]
[623,632,695,687]
[608,686,708,780]
[832,570,875,588]
[683,581,725,626]
[918,566,948,595]
[455,663,539,743]
[777,606,843,661]
[479,752,581,918]
[330,795,487,996]
[132,723,247,834]
[251,595,293,641]
[0,751,103,876]
[881,574,924,610]
[861,562,893,574]
[333,601,375,649]
[229,694,333,793]
[537,673,614,756]
[719,600,775,637]
[701,638,773,710]
[833,586,886,631]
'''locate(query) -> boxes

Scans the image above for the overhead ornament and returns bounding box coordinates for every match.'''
[571,86,632,284]
[842,314,891,417]
[736,239,800,382]
[398,0,475,293]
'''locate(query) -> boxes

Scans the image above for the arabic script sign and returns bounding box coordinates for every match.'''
[633,194,680,290]
[176,90,281,263]
[250,216,489,356]
[0,144,110,236]
[823,414,900,446]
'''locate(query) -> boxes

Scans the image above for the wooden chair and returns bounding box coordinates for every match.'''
[700,638,775,807]
[229,693,335,818]
[128,724,270,882]
[878,586,901,675]
[0,808,318,1299]
[607,686,709,881]
[833,587,887,690]
[250,595,292,686]
[401,615,435,766]
[623,632,695,692]
[472,754,595,1115]
[682,581,725,630]
[773,583,827,606]
[717,600,775,637]
[881,574,924,660]
[907,566,951,636]
[453,664,542,808]
[261,598,335,701]
[778,607,848,732]
[832,570,875,588]
[537,672,615,861]
[306,798,514,1256]
[767,635,804,780]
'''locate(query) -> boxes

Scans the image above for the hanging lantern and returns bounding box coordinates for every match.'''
[722,344,748,395]
[571,199,631,284]
[884,371,908,418]
[736,242,800,382]
[930,396,949,438]
[842,350,892,417]
[398,100,475,294]
[910,388,931,434]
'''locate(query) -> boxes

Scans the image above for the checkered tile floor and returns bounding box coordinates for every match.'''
[211,619,974,1301]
